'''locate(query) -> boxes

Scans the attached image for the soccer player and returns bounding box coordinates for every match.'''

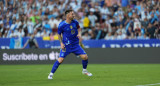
[48,10,92,79]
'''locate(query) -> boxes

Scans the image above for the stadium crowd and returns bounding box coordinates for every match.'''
[0,0,160,40]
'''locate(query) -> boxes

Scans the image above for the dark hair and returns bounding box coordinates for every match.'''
[65,10,73,15]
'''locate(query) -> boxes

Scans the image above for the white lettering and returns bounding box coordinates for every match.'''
[39,54,48,60]
[2,53,38,61]
[49,51,55,60]
[155,44,160,47]
[110,44,120,48]
[49,51,59,60]
[55,52,59,60]
[133,44,143,48]
[144,44,150,47]
[3,53,9,61]
[122,44,132,48]
[1,46,10,49]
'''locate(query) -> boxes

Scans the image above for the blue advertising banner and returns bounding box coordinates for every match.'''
[82,39,160,48]
[0,38,160,49]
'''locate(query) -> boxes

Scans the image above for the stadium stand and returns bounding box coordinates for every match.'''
[0,0,159,40]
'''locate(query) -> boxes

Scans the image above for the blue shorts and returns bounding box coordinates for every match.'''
[59,44,86,58]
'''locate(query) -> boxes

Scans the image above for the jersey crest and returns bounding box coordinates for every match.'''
[70,25,73,29]
[71,29,75,34]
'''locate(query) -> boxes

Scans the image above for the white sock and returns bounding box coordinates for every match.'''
[83,69,87,71]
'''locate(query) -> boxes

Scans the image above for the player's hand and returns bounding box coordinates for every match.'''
[60,43,65,50]
[79,41,85,49]
[77,35,82,42]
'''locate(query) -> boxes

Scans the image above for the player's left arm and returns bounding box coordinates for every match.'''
[77,26,82,42]
[77,27,85,48]
[75,19,84,48]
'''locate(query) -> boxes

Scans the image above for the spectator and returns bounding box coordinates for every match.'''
[134,23,141,36]
[3,31,8,38]
[22,34,39,49]
[83,14,90,29]
[144,33,150,40]
[104,32,113,40]
[27,18,34,35]
[0,0,159,40]
[116,24,126,34]
[16,29,25,37]
[88,12,97,27]
[128,33,136,39]
[43,22,52,33]
[137,33,144,39]
[9,30,15,38]
[117,31,126,40]
[82,32,91,40]
[113,32,118,40]
[100,4,110,21]
[34,30,41,37]
[48,17,56,29]
[147,23,157,39]
[141,10,151,21]
[15,19,22,29]
[34,19,42,32]
[88,27,96,39]
[149,13,158,24]
[41,29,49,37]
[10,20,16,31]
[50,32,54,41]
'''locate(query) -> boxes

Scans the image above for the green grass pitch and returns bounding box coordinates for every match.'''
[0,64,160,86]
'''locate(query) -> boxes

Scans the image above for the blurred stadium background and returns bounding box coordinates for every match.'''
[0,0,160,86]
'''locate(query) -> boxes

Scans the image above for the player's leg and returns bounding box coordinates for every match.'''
[79,54,92,76]
[79,54,88,69]
[48,57,64,79]
[72,45,92,76]
[48,49,69,79]
[51,57,64,74]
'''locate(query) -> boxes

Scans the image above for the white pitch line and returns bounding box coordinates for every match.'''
[136,83,160,86]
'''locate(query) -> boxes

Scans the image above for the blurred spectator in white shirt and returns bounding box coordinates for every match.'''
[141,10,151,21]
[116,24,126,34]
[16,29,25,37]
[117,31,126,40]
[27,19,34,34]
[82,32,91,40]
[88,12,97,27]
[48,17,57,29]
[15,19,22,29]
[10,21,16,30]
[41,29,49,37]
[104,32,113,40]
[9,30,15,38]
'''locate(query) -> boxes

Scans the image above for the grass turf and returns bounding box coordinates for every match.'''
[0,64,160,86]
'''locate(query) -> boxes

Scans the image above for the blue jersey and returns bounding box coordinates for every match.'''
[58,19,80,45]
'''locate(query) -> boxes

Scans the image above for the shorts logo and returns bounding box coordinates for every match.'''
[62,48,66,52]
[61,53,64,56]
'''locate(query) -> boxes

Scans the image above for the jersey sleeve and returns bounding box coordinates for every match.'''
[74,19,80,29]
[77,23,80,29]
[57,23,63,35]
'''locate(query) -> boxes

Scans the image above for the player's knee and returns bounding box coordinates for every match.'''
[82,55,88,60]
[58,58,64,63]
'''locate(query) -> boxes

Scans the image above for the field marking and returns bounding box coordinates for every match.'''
[136,83,160,86]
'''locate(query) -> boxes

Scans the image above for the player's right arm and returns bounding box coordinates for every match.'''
[58,33,65,50]
[57,22,65,50]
